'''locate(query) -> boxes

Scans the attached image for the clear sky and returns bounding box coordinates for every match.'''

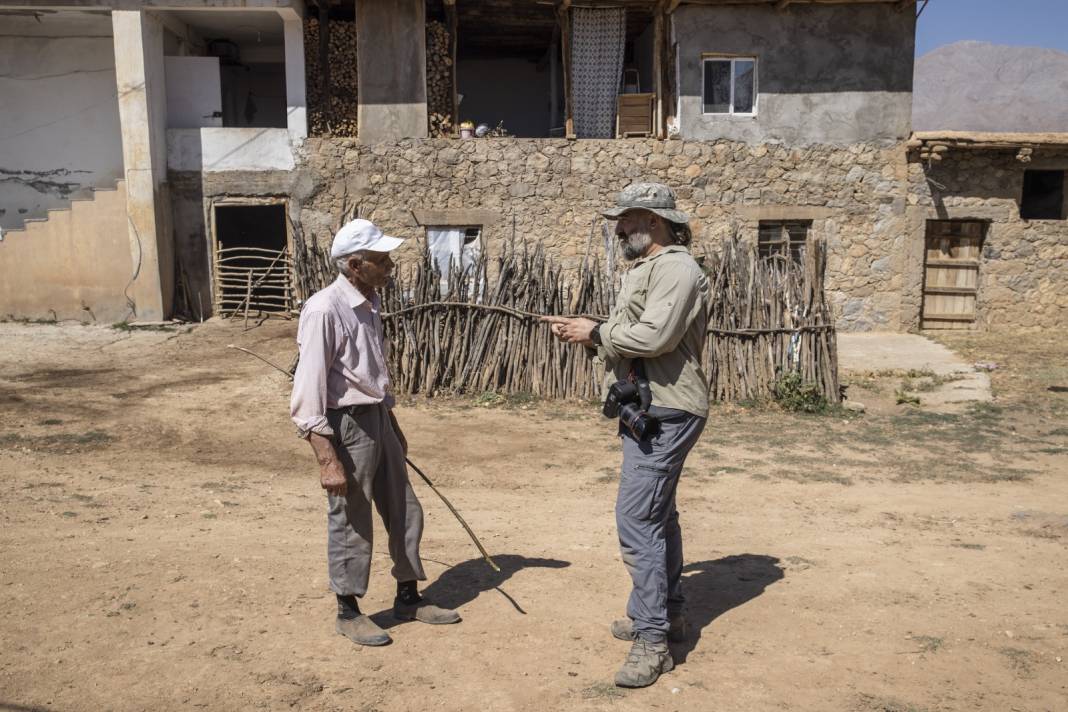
[915,0,1068,57]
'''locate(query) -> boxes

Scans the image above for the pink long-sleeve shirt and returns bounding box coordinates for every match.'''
[290,275,395,438]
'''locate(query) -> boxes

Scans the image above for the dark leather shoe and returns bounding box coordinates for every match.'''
[392,598,461,625]
[335,615,391,646]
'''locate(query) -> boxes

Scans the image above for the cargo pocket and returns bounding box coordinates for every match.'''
[617,464,671,521]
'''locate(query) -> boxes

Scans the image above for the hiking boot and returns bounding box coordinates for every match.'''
[610,614,687,643]
[614,638,674,688]
[335,615,391,646]
[392,598,461,625]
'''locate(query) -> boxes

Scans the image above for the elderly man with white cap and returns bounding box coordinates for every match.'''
[290,219,460,647]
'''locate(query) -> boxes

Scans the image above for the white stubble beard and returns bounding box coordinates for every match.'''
[620,230,652,261]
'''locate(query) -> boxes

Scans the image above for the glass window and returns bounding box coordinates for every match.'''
[702,60,731,114]
[702,57,758,116]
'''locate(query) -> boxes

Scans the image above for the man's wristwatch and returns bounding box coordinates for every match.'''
[590,324,603,346]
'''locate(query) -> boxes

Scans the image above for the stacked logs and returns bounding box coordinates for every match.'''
[305,15,358,137]
[426,20,454,137]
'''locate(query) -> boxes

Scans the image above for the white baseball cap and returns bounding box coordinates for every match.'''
[330,218,405,259]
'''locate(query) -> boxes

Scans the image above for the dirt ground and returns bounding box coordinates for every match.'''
[1,320,1065,712]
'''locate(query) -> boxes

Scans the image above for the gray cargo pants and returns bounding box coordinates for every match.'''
[616,407,706,642]
[325,402,426,597]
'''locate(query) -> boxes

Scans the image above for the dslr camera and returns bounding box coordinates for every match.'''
[603,359,660,440]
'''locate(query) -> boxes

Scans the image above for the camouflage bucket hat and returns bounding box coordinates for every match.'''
[601,182,690,225]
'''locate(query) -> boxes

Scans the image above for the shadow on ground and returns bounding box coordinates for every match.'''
[371,554,571,629]
[672,554,784,663]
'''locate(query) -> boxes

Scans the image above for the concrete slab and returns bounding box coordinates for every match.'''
[838,332,993,408]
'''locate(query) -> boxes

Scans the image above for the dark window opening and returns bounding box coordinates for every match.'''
[452,3,563,138]
[214,204,292,315]
[162,11,289,130]
[758,221,810,264]
[444,2,654,138]
[1020,170,1065,220]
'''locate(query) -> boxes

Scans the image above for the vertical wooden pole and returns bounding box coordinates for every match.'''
[445,0,459,134]
[664,1,680,136]
[556,1,574,139]
[653,5,664,139]
[318,0,331,131]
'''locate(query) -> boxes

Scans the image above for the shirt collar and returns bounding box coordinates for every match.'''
[633,243,688,267]
[334,274,377,310]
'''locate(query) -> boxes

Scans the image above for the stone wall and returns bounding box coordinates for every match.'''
[170,137,1067,331]
[905,149,1068,330]
[291,137,910,331]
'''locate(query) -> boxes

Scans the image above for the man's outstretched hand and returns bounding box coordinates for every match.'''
[542,316,597,348]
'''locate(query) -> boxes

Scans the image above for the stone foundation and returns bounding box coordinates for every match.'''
[292,137,910,331]
[168,137,1067,332]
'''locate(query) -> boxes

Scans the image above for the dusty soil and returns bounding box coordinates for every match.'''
[1,320,1065,712]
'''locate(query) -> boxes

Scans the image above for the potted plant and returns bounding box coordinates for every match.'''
[459,120,475,139]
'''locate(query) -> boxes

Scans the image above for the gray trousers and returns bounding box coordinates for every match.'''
[325,403,426,597]
[616,407,706,642]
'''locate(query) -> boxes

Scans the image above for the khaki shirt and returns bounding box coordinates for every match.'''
[596,244,711,418]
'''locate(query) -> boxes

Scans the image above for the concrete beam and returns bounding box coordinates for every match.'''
[356,0,428,143]
[0,1,302,9]
[281,10,307,139]
[113,9,173,320]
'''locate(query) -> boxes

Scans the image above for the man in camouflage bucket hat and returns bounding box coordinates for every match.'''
[544,182,711,688]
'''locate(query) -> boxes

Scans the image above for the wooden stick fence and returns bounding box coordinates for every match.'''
[290,233,839,404]
[702,236,840,403]
[214,246,294,318]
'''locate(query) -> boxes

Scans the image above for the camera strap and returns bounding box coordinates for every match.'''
[629,359,654,413]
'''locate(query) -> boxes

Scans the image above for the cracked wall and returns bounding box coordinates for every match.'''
[0,11,124,232]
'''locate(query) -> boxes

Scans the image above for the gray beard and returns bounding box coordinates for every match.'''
[621,231,652,261]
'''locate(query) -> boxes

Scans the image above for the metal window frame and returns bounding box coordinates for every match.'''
[700,55,758,117]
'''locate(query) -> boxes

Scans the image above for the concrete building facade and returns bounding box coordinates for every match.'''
[1,0,1065,332]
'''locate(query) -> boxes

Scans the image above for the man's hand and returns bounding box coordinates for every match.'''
[308,432,347,496]
[319,458,348,496]
[542,316,598,347]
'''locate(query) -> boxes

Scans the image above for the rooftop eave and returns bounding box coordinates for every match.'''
[908,131,1068,165]
[910,131,1068,150]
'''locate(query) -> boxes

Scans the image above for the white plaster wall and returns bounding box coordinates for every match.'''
[0,12,124,231]
[166,128,296,171]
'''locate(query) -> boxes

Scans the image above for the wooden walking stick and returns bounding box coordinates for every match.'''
[404,457,500,573]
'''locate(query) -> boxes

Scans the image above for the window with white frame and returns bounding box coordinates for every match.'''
[702,57,757,116]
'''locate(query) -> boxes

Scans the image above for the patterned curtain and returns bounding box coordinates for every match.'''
[571,7,627,139]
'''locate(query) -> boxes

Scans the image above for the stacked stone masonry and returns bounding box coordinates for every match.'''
[293,137,911,331]
[906,148,1068,331]
[169,137,1068,332]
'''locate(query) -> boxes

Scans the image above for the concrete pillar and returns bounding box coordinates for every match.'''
[356,0,428,143]
[281,9,308,140]
[112,10,173,321]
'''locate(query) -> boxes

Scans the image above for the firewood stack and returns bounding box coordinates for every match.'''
[426,20,454,137]
[305,15,358,137]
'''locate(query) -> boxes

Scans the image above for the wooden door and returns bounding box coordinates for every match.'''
[921,220,984,329]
